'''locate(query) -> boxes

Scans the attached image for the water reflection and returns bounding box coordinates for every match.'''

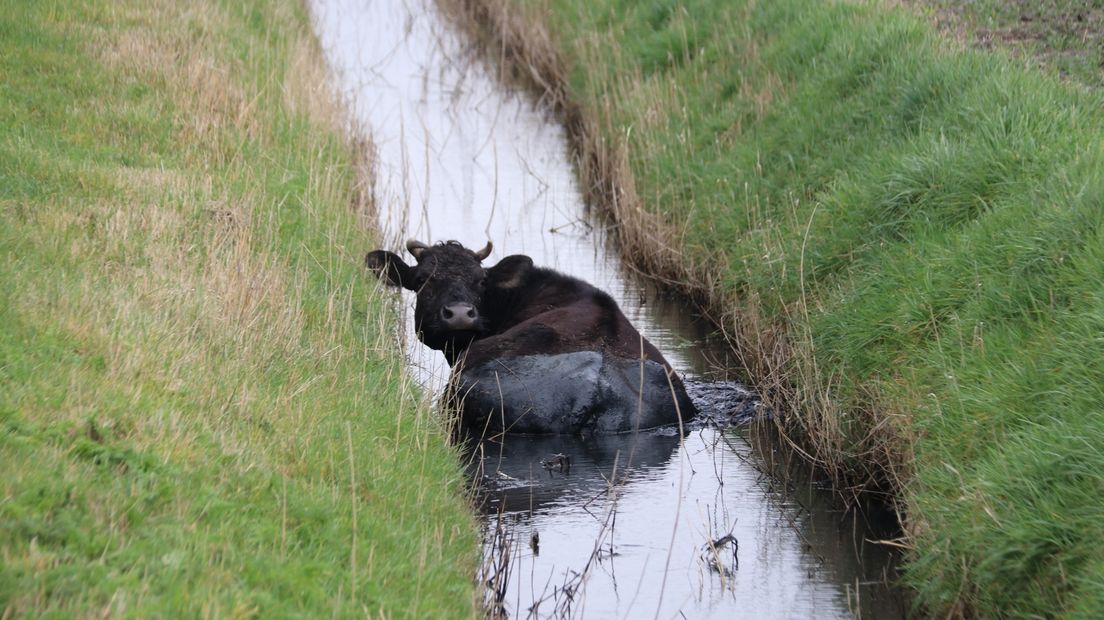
[467,429,684,516]
[468,420,904,619]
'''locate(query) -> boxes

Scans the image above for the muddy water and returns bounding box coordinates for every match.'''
[311,0,905,617]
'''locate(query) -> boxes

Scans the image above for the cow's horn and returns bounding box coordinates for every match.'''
[473,241,493,261]
[406,239,430,260]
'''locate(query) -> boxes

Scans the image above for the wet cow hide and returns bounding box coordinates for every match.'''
[366,239,695,435]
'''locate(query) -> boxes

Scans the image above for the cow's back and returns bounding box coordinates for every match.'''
[453,267,694,435]
[456,351,692,434]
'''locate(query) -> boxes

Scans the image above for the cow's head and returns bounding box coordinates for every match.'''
[367,239,528,362]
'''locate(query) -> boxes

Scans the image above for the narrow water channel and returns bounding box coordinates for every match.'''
[311,1,905,617]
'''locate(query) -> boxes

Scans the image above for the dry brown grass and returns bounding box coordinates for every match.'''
[284,22,347,136]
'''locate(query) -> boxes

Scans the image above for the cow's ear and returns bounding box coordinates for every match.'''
[487,255,533,289]
[366,250,416,290]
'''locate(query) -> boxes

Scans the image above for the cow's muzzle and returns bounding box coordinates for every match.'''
[441,302,479,332]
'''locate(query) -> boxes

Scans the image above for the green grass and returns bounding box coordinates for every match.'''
[491,0,1104,615]
[0,0,478,616]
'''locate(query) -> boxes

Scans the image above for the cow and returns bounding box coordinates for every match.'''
[365,239,695,435]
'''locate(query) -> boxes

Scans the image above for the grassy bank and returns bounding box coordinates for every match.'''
[0,0,478,616]
[448,0,1104,615]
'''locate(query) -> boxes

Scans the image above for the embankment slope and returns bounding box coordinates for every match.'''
[450,0,1104,616]
[0,0,477,616]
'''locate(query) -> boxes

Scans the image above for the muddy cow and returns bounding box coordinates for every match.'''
[366,239,694,434]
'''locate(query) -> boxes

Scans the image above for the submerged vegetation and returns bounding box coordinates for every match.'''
[0,0,478,616]
[447,0,1104,615]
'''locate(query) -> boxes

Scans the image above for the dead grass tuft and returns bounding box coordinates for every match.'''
[89,1,259,146]
[284,34,346,135]
[114,166,190,198]
[95,27,179,76]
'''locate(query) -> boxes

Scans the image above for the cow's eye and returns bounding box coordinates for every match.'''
[477,278,487,290]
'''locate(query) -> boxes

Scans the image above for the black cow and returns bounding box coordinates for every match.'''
[366,239,694,434]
